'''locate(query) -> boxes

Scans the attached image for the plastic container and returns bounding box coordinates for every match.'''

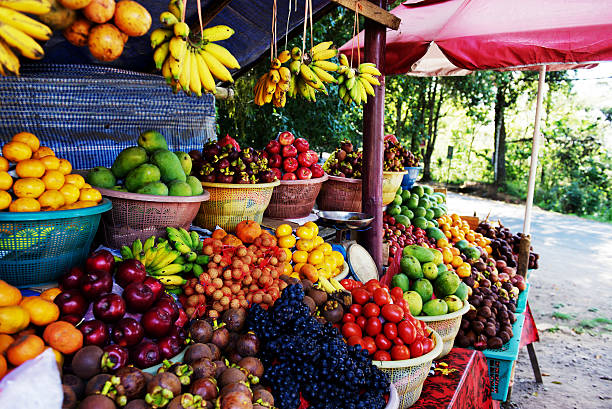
[317,175,362,212]
[196,180,279,232]
[401,167,421,190]
[382,171,408,206]
[265,175,328,219]
[373,329,442,408]
[515,283,530,313]
[0,200,112,287]
[416,300,471,359]
[98,188,210,248]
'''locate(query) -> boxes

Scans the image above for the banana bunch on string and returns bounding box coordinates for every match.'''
[287,41,338,102]
[254,49,291,107]
[150,0,240,96]
[337,53,382,105]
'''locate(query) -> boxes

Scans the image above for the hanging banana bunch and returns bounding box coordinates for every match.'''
[287,41,338,102]
[337,53,382,105]
[254,49,291,107]
[0,0,52,76]
[151,0,240,96]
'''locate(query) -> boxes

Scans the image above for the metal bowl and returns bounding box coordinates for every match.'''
[314,210,374,229]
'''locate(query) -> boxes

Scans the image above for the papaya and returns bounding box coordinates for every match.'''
[186,176,203,195]
[138,130,168,153]
[426,227,445,241]
[86,167,116,189]
[168,180,192,196]
[434,271,461,298]
[402,244,434,263]
[111,146,147,179]
[150,149,187,183]
[125,164,161,192]
[400,255,422,280]
[174,151,192,175]
[136,181,168,196]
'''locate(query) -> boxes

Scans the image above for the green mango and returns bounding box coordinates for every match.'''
[125,164,161,192]
[186,176,203,195]
[455,239,470,251]
[400,255,422,280]
[413,216,428,230]
[174,151,193,175]
[423,186,434,195]
[425,209,435,220]
[426,227,445,242]
[412,278,433,304]
[86,166,116,189]
[151,149,187,183]
[411,185,424,197]
[111,146,148,179]
[437,263,448,275]
[401,207,414,219]
[138,130,168,153]
[432,206,445,219]
[391,273,410,292]
[396,187,403,195]
[454,282,469,301]
[414,206,426,218]
[387,204,401,216]
[393,194,403,206]
[401,190,411,203]
[434,271,461,298]
[418,197,431,209]
[137,181,168,196]
[168,180,193,196]
[407,196,419,209]
[422,298,448,316]
[395,214,411,227]
[463,246,482,261]
[403,244,434,263]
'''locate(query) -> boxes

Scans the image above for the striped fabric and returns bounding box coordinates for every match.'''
[0,64,216,170]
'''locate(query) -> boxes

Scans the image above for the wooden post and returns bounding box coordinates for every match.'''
[361,0,386,274]
[517,234,531,277]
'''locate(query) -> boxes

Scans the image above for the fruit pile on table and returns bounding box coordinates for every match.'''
[263,131,324,181]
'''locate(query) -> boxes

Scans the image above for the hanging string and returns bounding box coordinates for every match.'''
[350,4,357,67]
[308,0,313,53]
[301,0,309,63]
[284,0,292,51]
[181,0,187,23]
[356,2,361,66]
[196,0,203,38]
[271,0,278,60]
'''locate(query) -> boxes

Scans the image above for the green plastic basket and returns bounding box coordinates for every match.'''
[515,283,530,313]
[0,200,112,287]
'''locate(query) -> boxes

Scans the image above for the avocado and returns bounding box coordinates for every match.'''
[138,130,168,153]
[403,244,434,263]
[412,278,433,304]
[136,181,168,196]
[391,273,410,292]
[186,176,203,195]
[86,166,116,189]
[434,271,461,298]
[174,151,192,176]
[125,164,161,192]
[422,298,448,316]
[111,146,148,179]
[400,255,422,280]
[150,149,187,183]
[168,180,192,196]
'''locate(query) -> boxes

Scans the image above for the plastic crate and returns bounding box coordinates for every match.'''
[515,283,530,313]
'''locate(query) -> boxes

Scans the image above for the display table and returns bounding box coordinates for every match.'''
[411,348,497,409]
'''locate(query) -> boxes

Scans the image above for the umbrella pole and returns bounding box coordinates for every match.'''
[518,65,547,276]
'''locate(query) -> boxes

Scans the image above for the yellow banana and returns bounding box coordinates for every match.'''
[359,76,375,96]
[0,0,50,14]
[156,275,187,286]
[277,80,290,92]
[357,79,367,103]
[318,276,336,294]
[310,41,333,55]
[0,22,42,59]
[150,263,183,276]
[200,49,233,82]
[147,245,171,270]
[346,68,355,79]
[169,56,182,79]
[264,88,273,104]
[173,21,189,38]
[349,81,361,104]
[153,41,169,69]
[337,65,348,75]
[0,37,18,74]
[339,53,349,67]
[345,76,356,91]
[312,60,338,72]
[312,48,337,61]
[167,0,182,19]
[268,68,280,84]
[359,63,382,76]
[202,25,234,42]
[203,42,240,69]
[288,59,301,75]
[169,36,186,60]
[270,57,281,70]
[161,57,172,84]
[189,50,202,96]
[330,277,346,292]
[278,66,291,82]
[360,72,381,86]
[297,77,311,101]
[310,65,336,83]
[150,28,172,48]
[160,11,178,27]
[179,50,191,91]
[0,6,50,40]
[278,49,291,63]
[265,74,276,94]
[290,46,301,60]
[195,52,216,93]
[300,63,323,90]
[287,74,297,98]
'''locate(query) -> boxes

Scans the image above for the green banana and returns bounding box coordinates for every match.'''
[174,242,191,255]
[178,228,193,248]
[190,231,200,248]
[143,236,156,252]
[192,264,204,278]
[149,263,184,276]
[175,255,186,265]
[157,275,187,286]
[195,255,209,265]
[165,287,183,295]
[185,251,197,263]
[132,239,143,257]
[182,263,193,273]
[121,246,133,260]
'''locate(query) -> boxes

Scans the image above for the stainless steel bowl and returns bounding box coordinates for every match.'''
[314,210,374,229]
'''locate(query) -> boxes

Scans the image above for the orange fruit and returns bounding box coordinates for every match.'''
[275,223,293,238]
[0,305,30,334]
[451,255,464,268]
[0,171,13,190]
[59,183,80,205]
[296,226,315,240]
[324,255,337,270]
[304,221,319,236]
[19,296,59,326]
[281,248,292,261]
[32,146,55,159]
[293,262,306,273]
[13,178,45,199]
[0,156,7,172]
[9,197,41,212]
[64,174,85,188]
[39,155,60,171]
[308,249,324,265]
[317,242,333,255]
[2,141,32,162]
[0,280,22,307]
[43,321,83,354]
[277,235,296,249]
[6,334,45,366]
[282,262,293,275]
[11,132,40,152]
[38,190,65,210]
[0,191,11,210]
[82,183,92,189]
[15,159,45,178]
[39,288,62,302]
[295,239,314,252]
[441,248,454,264]
[0,334,14,354]
[331,251,344,267]
[79,188,102,202]
[42,170,65,190]
[299,263,318,282]
[0,355,6,380]
[456,263,471,278]
[292,250,308,264]
[69,200,98,209]
[57,159,72,175]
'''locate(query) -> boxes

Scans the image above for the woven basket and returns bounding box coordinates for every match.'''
[98,188,210,248]
[382,171,408,206]
[416,300,471,359]
[265,175,328,219]
[196,180,280,232]
[316,175,362,212]
[373,329,443,408]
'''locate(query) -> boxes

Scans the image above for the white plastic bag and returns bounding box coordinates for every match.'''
[0,348,62,409]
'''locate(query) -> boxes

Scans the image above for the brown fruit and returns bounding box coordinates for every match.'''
[59,0,93,10]
[83,0,116,23]
[63,18,92,47]
[39,0,77,31]
[113,0,151,37]
[87,23,124,61]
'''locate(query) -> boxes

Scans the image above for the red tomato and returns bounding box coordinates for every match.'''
[373,288,391,306]
[365,317,382,336]
[364,280,381,295]
[398,320,417,345]
[349,304,362,317]
[342,322,362,339]
[390,286,404,301]
[422,337,435,354]
[356,316,367,329]
[390,345,411,360]
[373,350,391,361]
[375,333,392,351]
[351,288,370,305]
[393,336,404,346]
[363,303,380,318]
[410,338,424,358]
[340,279,354,290]
[381,304,404,323]
[362,336,377,355]
[365,279,381,287]
[347,335,365,350]
[342,313,356,324]
[383,322,398,340]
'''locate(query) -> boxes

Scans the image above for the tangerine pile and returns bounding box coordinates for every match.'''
[0,132,103,212]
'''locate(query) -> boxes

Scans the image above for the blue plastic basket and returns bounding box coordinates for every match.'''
[401,167,421,190]
[0,200,111,287]
[515,283,530,313]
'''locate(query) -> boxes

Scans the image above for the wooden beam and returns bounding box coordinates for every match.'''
[201,0,233,27]
[330,0,401,30]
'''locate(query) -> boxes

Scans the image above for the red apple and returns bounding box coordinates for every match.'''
[80,319,109,346]
[296,167,312,180]
[141,307,172,338]
[157,336,183,359]
[123,282,156,313]
[282,173,297,181]
[268,153,282,168]
[265,139,281,155]
[81,270,113,300]
[114,259,146,288]
[85,249,115,275]
[130,341,161,369]
[311,163,325,178]
[297,152,311,168]
[112,317,144,347]
[167,325,187,343]
[143,277,163,302]
[293,137,309,153]
[155,295,179,321]
[271,167,282,180]
[283,157,298,173]
[60,266,85,290]
[55,289,88,317]
[61,314,83,326]
[278,131,295,146]
[93,293,126,323]
[305,150,319,166]
[102,344,129,371]
[282,144,298,158]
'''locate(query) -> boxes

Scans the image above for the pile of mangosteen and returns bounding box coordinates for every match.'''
[322,140,363,179]
[383,138,419,171]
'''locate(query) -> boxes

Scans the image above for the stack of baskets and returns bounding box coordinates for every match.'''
[265,175,328,219]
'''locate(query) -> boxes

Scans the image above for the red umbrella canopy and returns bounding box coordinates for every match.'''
[339,0,612,75]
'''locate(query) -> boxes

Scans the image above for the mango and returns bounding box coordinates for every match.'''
[174,151,192,176]
[111,146,148,179]
[391,273,410,292]
[138,130,168,153]
[151,149,186,183]
[137,181,168,196]
[186,176,203,195]
[412,278,433,304]
[168,180,192,196]
[86,166,116,189]
[434,271,461,298]
[403,245,434,263]
[400,255,422,280]
[422,298,448,316]
[125,164,161,192]
[454,282,469,301]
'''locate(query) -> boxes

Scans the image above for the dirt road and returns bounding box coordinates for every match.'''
[447,192,612,409]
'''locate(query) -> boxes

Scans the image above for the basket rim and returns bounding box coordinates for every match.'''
[326,175,363,183]
[0,199,112,221]
[98,187,210,203]
[416,300,471,322]
[278,174,329,185]
[383,170,408,176]
[373,327,443,368]
[201,180,280,189]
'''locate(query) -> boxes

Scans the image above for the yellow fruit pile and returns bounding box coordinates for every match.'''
[0,132,103,212]
[276,221,346,282]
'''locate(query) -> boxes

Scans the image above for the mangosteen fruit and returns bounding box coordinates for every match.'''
[302,296,316,314]
[191,358,217,380]
[237,357,264,378]
[72,345,104,380]
[211,326,230,350]
[306,288,327,306]
[124,399,151,409]
[214,360,227,377]
[115,366,147,400]
[206,343,221,361]
[217,391,252,409]
[63,374,85,400]
[163,362,194,386]
[470,321,484,334]
[145,373,182,409]
[478,306,492,318]
[167,393,205,409]
[85,374,113,396]
[189,377,218,400]
[487,337,503,349]
[221,309,247,332]
[218,367,247,388]
[252,388,274,406]
[79,394,116,409]
[184,343,212,363]
[322,301,343,323]
[226,349,242,364]
[220,381,252,400]
[189,321,213,344]
[62,384,78,409]
[235,332,260,357]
